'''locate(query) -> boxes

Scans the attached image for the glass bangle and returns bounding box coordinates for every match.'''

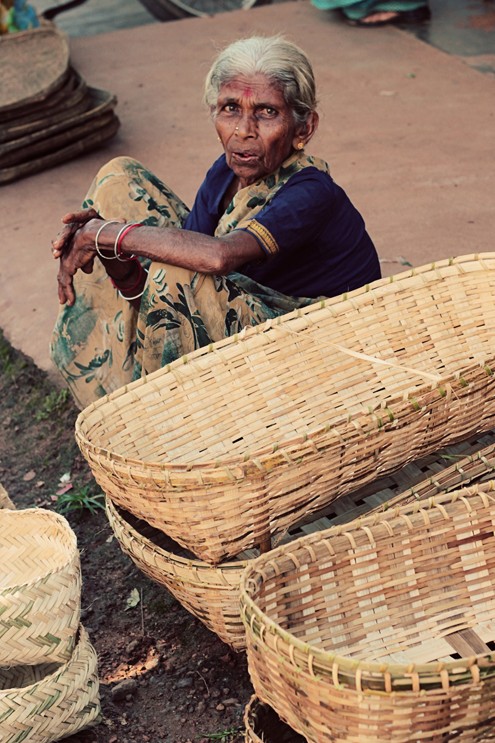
[95,220,121,260]
[114,222,142,261]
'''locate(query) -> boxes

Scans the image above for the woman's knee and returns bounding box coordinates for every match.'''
[94,156,143,184]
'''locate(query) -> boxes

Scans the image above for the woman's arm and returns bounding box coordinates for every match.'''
[54,217,264,307]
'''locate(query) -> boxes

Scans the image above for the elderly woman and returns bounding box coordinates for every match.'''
[51,35,381,409]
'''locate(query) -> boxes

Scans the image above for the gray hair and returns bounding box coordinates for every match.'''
[204,35,317,126]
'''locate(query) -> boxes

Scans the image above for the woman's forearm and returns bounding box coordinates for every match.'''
[89,219,263,276]
[56,218,264,307]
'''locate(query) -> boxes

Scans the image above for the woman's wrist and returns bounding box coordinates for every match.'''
[91,219,144,262]
[94,219,121,263]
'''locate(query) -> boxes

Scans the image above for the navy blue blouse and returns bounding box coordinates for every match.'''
[184,155,381,299]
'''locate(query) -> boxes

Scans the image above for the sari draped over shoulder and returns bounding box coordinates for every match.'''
[50,153,325,409]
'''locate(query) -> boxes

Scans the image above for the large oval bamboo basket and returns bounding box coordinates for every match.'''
[106,433,495,650]
[76,254,495,564]
[0,625,100,743]
[0,508,81,666]
[240,489,495,742]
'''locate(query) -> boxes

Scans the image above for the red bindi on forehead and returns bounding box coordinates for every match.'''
[238,85,254,98]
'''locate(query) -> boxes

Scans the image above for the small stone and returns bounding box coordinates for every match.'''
[215,703,225,712]
[222,698,239,706]
[126,639,140,655]
[176,676,194,689]
[110,678,138,702]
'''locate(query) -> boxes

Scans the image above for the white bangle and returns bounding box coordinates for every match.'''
[114,223,137,262]
[118,268,149,301]
[95,220,120,260]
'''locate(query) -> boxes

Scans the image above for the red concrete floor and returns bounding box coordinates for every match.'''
[2,0,495,376]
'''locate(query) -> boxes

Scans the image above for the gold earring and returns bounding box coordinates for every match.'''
[297,142,304,150]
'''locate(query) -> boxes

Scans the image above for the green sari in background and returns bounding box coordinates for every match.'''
[310,0,428,21]
[50,154,324,410]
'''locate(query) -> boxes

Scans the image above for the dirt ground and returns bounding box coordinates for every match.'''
[0,330,252,743]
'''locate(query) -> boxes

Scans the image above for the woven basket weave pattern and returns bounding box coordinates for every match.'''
[0,509,81,666]
[0,625,100,742]
[240,490,495,742]
[77,255,495,564]
[107,435,495,650]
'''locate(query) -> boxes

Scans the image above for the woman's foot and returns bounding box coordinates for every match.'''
[352,11,400,25]
[346,5,431,27]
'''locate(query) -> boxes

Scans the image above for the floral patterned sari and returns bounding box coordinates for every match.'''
[50,153,326,409]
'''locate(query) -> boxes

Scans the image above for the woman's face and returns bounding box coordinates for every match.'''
[214,73,305,189]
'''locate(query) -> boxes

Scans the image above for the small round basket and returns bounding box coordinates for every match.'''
[107,436,495,651]
[240,488,495,742]
[0,625,100,742]
[0,508,81,666]
[244,695,305,743]
[77,254,495,565]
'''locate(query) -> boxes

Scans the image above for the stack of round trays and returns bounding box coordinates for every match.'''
[0,24,119,184]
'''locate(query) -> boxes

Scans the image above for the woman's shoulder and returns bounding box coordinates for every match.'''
[276,163,339,203]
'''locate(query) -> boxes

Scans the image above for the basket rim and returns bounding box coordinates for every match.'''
[240,487,495,683]
[106,438,495,575]
[75,253,495,474]
[0,507,78,591]
[0,624,92,695]
[0,25,70,112]
[76,361,494,476]
[105,496,247,573]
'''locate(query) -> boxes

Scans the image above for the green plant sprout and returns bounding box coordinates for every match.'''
[56,483,105,516]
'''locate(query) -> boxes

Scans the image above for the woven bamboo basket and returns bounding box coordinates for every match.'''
[106,432,495,650]
[0,113,120,185]
[0,66,86,129]
[0,68,88,139]
[0,25,69,116]
[0,508,81,666]
[240,488,495,742]
[76,254,495,564]
[0,625,100,742]
[0,87,117,163]
[244,695,306,742]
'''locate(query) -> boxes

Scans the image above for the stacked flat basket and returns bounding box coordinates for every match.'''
[0,24,119,184]
[75,254,495,655]
[0,498,100,742]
